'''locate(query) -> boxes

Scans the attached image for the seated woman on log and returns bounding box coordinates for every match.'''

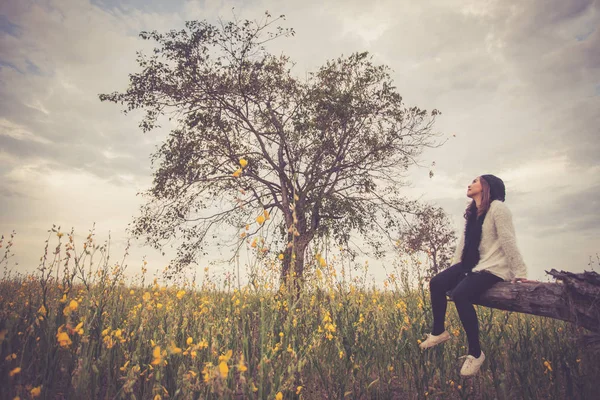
[419,174,532,377]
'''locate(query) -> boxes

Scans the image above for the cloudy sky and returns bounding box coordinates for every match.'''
[1,0,598,284]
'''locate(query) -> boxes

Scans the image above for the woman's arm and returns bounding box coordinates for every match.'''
[494,202,528,278]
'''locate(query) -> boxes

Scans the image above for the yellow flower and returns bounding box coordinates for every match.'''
[151,346,163,365]
[275,392,283,400]
[238,354,248,372]
[120,360,130,371]
[219,361,229,378]
[9,367,21,376]
[233,168,242,178]
[143,292,151,302]
[130,290,135,295]
[75,322,84,335]
[239,158,248,168]
[30,386,42,397]
[296,386,303,395]
[169,341,182,355]
[187,337,193,346]
[154,395,162,400]
[218,350,232,378]
[278,253,284,260]
[69,300,78,311]
[37,305,47,316]
[56,329,72,348]
[176,290,185,299]
[251,382,258,392]
[263,209,270,220]
[256,215,266,225]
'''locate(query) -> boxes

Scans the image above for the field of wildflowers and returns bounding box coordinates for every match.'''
[1,228,598,399]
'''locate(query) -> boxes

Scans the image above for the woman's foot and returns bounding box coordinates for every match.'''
[460,351,485,376]
[419,331,451,349]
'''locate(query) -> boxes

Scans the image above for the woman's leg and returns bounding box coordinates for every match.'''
[451,272,503,357]
[429,263,467,335]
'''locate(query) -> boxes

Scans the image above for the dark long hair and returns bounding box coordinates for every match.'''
[464,177,491,220]
[460,176,492,270]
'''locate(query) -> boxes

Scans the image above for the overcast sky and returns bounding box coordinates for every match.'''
[1,0,598,284]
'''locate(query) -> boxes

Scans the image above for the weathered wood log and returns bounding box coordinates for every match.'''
[465,269,600,333]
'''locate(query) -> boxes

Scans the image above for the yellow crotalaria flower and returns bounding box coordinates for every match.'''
[75,322,84,335]
[238,354,248,372]
[263,209,270,220]
[278,254,284,260]
[256,215,265,225]
[169,341,182,355]
[275,392,283,400]
[218,350,232,378]
[251,382,258,392]
[120,360,130,371]
[218,361,229,378]
[296,386,303,394]
[232,168,242,178]
[176,290,185,299]
[143,292,151,302]
[239,158,248,168]
[187,337,193,346]
[30,386,42,397]
[151,346,162,365]
[69,300,78,311]
[56,329,72,348]
[9,367,21,376]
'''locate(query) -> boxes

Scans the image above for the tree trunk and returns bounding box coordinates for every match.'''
[467,269,600,333]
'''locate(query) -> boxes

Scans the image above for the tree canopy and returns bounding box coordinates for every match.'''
[99,13,443,284]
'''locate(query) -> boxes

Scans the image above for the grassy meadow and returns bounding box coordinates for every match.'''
[1,229,598,400]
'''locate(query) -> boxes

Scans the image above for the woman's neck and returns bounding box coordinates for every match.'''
[473,195,482,209]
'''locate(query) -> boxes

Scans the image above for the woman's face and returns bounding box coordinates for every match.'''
[467,176,483,198]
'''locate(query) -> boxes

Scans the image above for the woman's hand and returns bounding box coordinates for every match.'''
[511,277,536,283]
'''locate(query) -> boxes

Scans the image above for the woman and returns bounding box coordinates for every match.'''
[419,174,531,377]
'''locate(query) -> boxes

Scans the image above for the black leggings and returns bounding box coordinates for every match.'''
[429,263,503,357]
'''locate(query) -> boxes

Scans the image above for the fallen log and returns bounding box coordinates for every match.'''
[464,269,600,333]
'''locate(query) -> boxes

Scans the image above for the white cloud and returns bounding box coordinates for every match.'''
[0,118,51,144]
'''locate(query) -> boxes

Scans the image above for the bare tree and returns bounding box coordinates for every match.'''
[398,204,456,275]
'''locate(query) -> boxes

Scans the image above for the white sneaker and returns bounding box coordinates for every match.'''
[419,331,451,349]
[460,351,485,376]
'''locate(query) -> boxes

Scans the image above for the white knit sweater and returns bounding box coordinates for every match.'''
[451,200,528,281]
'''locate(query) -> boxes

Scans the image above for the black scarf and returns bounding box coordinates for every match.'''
[460,204,487,272]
